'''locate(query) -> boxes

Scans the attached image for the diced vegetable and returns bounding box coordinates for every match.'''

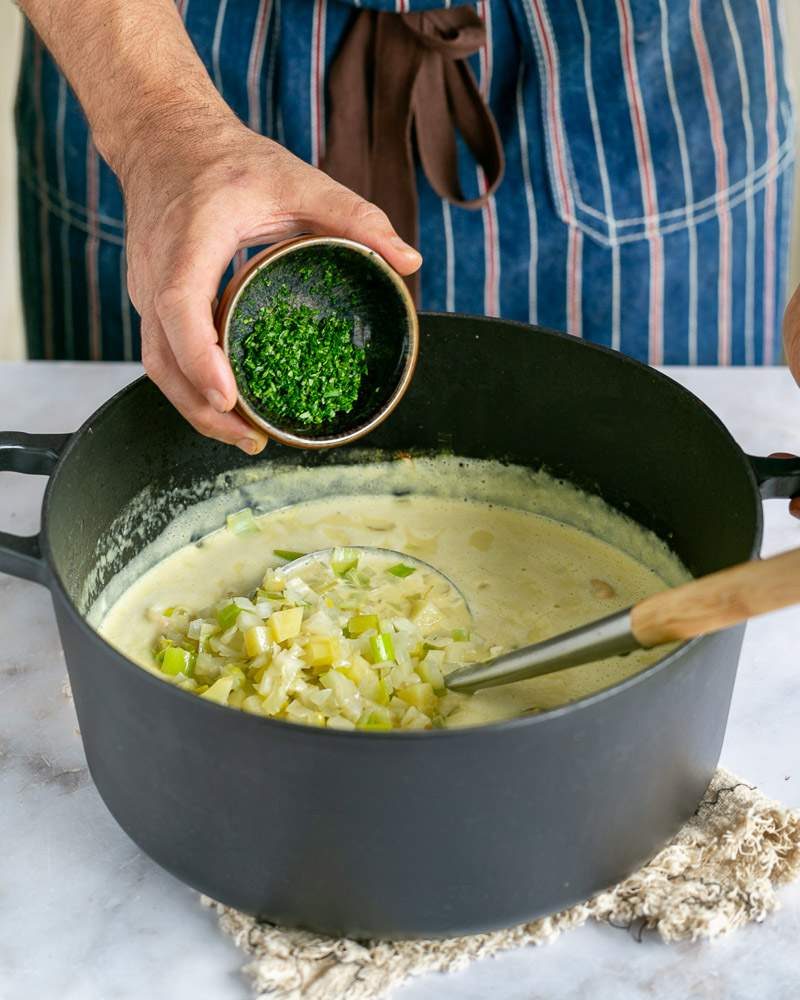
[331,547,359,575]
[216,603,241,631]
[160,646,194,677]
[369,632,395,664]
[274,549,305,562]
[357,706,393,731]
[150,546,484,729]
[397,682,437,717]
[401,705,431,730]
[346,614,379,637]
[387,563,416,578]
[201,676,235,704]
[307,637,337,669]
[411,599,442,634]
[417,657,445,692]
[226,508,259,535]
[244,625,270,658]
[269,607,304,643]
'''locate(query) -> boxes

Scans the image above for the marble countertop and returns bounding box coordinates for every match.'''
[1,361,800,1000]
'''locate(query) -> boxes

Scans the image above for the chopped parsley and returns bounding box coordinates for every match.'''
[237,287,367,427]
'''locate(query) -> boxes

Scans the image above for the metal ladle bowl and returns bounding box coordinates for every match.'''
[279,546,471,625]
[215,237,419,449]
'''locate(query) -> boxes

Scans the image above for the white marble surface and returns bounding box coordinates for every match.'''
[1,361,800,1000]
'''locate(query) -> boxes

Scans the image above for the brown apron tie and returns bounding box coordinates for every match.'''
[323,6,505,302]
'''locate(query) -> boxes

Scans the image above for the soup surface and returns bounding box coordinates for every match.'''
[96,456,689,728]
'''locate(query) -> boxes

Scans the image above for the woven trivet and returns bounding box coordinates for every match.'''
[203,768,800,999]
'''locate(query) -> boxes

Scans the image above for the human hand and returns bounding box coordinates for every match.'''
[122,118,422,453]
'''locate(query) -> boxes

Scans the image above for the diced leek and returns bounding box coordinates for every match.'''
[357,706,393,731]
[244,625,270,658]
[417,658,445,693]
[274,549,305,562]
[346,614,379,638]
[216,603,240,631]
[160,646,194,677]
[451,628,470,642]
[387,563,416,578]
[269,607,304,643]
[397,681,437,716]
[200,676,235,705]
[369,632,395,664]
[226,508,259,535]
[331,547,359,576]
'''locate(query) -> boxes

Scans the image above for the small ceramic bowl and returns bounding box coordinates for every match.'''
[215,236,419,449]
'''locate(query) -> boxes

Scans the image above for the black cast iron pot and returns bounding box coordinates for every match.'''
[2,314,799,939]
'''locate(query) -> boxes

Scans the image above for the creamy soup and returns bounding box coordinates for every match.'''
[96,456,689,728]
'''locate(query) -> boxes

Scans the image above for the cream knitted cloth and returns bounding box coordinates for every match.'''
[203,769,800,1000]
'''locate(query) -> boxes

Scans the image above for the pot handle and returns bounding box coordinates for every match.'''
[748,454,800,500]
[0,432,71,585]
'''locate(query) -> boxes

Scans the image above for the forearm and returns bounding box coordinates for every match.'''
[18,0,233,181]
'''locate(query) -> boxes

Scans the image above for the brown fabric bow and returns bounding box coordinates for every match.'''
[323,6,505,302]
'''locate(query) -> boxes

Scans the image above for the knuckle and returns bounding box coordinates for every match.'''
[153,282,190,322]
[192,411,218,438]
[349,198,388,228]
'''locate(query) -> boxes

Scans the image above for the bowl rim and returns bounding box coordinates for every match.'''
[215,235,420,449]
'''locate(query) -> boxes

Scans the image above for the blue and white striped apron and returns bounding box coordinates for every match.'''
[15,0,795,365]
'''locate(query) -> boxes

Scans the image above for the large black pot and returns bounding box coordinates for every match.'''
[2,314,799,939]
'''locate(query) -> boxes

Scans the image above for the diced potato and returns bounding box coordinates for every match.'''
[244,625,270,658]
[397,682,437,717]
[200,676,235,705]
[307,636,337,669]
[269,607,304,643]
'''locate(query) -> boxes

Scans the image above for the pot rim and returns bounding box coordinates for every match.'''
[40,313,764,741]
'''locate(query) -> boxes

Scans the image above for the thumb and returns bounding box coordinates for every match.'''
[305,178,422,276]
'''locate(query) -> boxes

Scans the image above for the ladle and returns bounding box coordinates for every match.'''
[446,546,800,693]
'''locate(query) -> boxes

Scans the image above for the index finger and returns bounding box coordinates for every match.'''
[153,227,241,413]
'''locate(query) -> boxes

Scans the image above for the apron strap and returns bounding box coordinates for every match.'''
[323,6,505,302]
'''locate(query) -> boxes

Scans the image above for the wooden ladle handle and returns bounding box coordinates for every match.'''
[630,547,800,647]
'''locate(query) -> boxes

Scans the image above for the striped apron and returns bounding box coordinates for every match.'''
[15,0,796,366]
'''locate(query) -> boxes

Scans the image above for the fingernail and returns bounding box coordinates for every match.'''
[390,237,421,261]
[206,389,229,413]
[237,437,263,455]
